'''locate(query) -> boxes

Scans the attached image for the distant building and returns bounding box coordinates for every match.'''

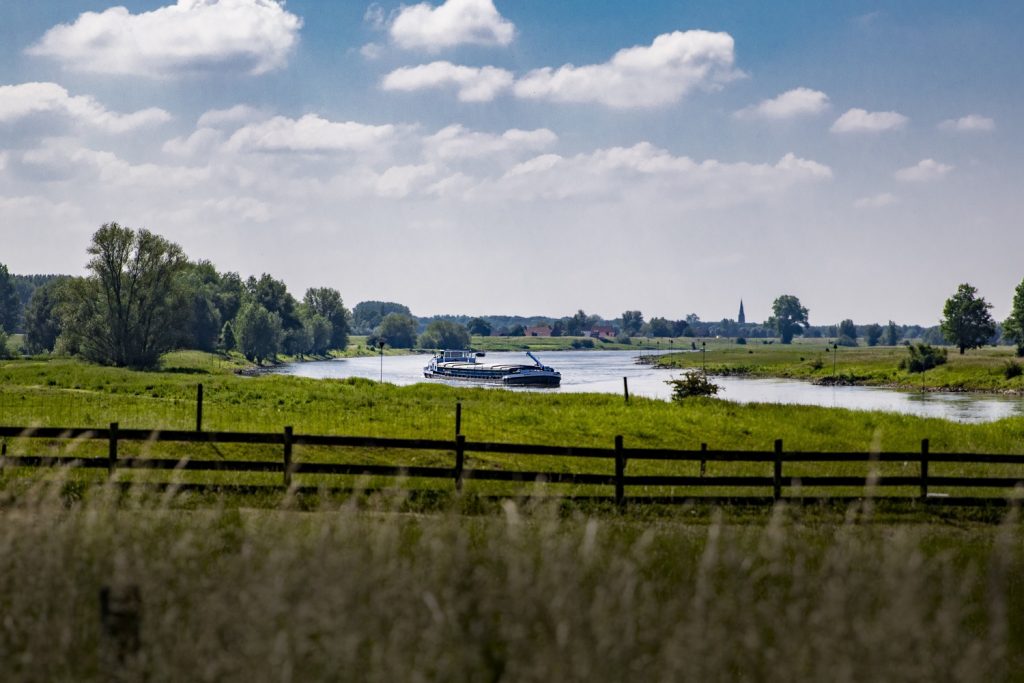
[525,325,552,337]
[589,326,617,339]
[738,300,746,324]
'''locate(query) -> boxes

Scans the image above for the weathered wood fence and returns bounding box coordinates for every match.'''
[2,424,1023,506]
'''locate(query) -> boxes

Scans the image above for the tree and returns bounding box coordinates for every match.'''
[941,283,996,354]
[647,317,673,337]
[466,317,492,336]
[303,287,350,351]
[884,320,900,346]
[22,277,68,354]
[352,301,411,335]
[767,295,809,344]
[419,320,471,349]
[235,302,283,365]
[369,313,417,348]
[620,310,644,336]
[0,264,19,333]
[1003,277,1024,357]
[62,223,188,368]
[839,319,857,341]
[865,324,884,347]
[565,309,590,336]
[221,320,237,353]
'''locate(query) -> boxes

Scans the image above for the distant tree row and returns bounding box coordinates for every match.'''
[3,223,353,367]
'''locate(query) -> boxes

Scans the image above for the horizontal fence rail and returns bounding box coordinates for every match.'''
[2,424,1024,506]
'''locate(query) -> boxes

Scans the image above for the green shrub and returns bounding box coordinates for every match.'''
[1003,360,1023,380]
[571,338,595,349]
[736,337,746,345]
[666,373,720,400]
[898,343,948,373]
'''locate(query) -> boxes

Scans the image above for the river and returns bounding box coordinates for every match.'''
[274,350,1024,424]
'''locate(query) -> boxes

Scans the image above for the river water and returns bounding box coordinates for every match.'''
[274,350,1024,424]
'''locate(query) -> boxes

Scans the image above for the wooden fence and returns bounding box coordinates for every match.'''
[2,424,1024,506]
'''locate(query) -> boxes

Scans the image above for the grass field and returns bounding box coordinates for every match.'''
[1,487,1022,681]
[2,351,1024,501]
[654,338,1024,393]
[3,352,1024,679]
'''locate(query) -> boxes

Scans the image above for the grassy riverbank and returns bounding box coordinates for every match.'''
[654,339,1024,393]
[3,351,1024,501]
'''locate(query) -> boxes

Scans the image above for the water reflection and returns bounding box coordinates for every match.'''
[275,350,1024,424]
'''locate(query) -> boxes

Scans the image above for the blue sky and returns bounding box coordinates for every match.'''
[1,0,1021,325]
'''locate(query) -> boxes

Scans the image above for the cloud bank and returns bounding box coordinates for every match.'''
[0,82,171,132]
[26,0,302,77]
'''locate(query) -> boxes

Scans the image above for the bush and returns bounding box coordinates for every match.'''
[898,343,947,373]
[615,334,632,345]
[571,338,595,349]
[736,337,746,345]
[1003,360,1023,380]
[808,357,824,371]
[666,373,720,401]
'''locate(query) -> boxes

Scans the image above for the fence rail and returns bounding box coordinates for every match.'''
[2,423,1024,506]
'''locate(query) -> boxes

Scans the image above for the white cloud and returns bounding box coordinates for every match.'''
[831,108,908,133]
[197,104,266,128]
[162,128,224,156]
[894,159,953,182]
[364,3,388,31]
[854,192,898,208]
[26,0,302,77]
[375,163,439,198]
[485,144,831,204]
[513,30,740,108]
[360,43,385,60]
[390,0,514,51]
[21,138,209,188]
[938,114,995,132]
[734,87,829,120]
[224,114,397,153]
[0,82,170,132]
[382,62,513,102]
[423,124,557,159]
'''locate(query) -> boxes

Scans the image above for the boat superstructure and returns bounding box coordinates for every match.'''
[424,350,561,387]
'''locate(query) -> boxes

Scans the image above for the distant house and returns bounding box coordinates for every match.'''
[589,326,617,339]
[525,325,552,337]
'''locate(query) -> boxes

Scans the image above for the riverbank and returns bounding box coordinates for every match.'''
[651,341,1024,395]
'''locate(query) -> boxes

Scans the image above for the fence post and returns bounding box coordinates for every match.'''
[700,442,707,478]
[623,377,630,403]
[920,438,929,500]
[615,435,626,508]
[773,439,783,501]
[195,383,204,432]
[454,434,466,492]
[108,422,119,477]
[455,402,462,437]
[283,426,293,488]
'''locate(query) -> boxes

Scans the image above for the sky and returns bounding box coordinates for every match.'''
[1,0,1022,325]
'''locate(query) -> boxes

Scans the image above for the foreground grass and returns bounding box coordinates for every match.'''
[655,339,1024,393]
[1,487,1022,681]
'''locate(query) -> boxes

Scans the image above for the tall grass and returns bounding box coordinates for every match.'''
[0,483,1020,681]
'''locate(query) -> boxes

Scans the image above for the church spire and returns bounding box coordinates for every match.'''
[738,299,746,324]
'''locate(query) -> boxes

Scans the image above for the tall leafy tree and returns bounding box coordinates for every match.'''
[466,317,492,336]
[620,310,644,336]
[22,277,69,354]
[865,324,884,347]
[1002,277,1024,357]
[418,320,471,349]
[767,295,809,344]
[0,264,19,333]
[235,302,283,365]
[62,223,187,368]
[941,283,996,355]
[352,301,411,335]
[884,320,900,346]
[369,313,418,348]
[303,287,350,350]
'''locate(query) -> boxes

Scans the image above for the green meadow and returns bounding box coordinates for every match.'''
[2,351,1024,501]
[654,338,1024,393]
